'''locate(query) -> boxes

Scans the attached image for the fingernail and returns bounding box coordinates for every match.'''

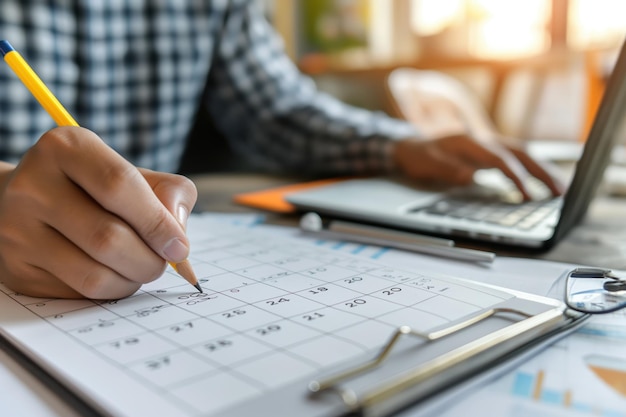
[163,238,188,262]
[177,205,189,229]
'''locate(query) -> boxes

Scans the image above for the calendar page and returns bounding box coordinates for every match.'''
[0,215,565,417]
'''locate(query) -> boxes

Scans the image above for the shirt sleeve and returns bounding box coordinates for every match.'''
[204,1,419,176]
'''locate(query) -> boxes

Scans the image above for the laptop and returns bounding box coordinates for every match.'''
[285,40,626,250]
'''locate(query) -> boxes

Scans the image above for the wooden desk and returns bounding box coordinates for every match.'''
[190,173,626,270]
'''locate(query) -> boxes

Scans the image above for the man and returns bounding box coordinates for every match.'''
[0,1,561,299]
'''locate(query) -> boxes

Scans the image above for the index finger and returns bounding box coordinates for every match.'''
[441,137,534,199]
[505,146,566,196]
[42,127,190,263]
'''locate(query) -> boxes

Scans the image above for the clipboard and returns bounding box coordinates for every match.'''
[0,217,588,417]
[217,287,586,417]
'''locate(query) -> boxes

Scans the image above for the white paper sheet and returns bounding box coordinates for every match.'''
[0,213,571,417]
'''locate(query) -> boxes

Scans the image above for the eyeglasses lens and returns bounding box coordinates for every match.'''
[566,275,626,314]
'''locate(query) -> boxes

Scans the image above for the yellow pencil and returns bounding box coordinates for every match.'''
[0,40,202,293]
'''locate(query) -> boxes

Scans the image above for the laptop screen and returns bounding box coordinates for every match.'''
[552,38,626,244]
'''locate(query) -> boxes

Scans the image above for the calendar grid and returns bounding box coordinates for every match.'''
[0,223,514,416]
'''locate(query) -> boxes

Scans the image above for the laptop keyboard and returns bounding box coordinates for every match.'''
[416,197,562,230]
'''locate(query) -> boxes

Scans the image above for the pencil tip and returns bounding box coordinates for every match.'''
[171,259,200,292]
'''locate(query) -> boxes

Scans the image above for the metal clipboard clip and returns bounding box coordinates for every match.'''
[308,305,573,416]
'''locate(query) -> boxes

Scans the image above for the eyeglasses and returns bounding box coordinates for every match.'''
[565,267,626,314]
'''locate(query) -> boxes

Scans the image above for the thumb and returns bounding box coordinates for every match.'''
[139,169,198,232]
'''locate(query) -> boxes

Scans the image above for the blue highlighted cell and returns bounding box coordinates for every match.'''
[351,245,367,254]
[540,389,563,404]
[511,372,534,397]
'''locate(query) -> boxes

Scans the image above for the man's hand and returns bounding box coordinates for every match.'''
[0,127,197,299]
[392,135,565,200]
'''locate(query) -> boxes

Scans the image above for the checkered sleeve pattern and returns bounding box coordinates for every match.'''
[0,1,223,173]
[0,1,418,175]
[205,1,419,176]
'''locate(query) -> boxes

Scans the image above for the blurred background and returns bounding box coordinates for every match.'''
[262,0,626,144]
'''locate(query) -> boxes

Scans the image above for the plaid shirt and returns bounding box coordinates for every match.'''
[0,0,417,174]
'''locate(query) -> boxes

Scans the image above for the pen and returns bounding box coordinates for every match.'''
[300,212,495,263]
[328,218,453,247]
[0,40,202,293]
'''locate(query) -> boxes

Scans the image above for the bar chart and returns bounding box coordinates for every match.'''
[508,315,626,417]
[511,366,625,416]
